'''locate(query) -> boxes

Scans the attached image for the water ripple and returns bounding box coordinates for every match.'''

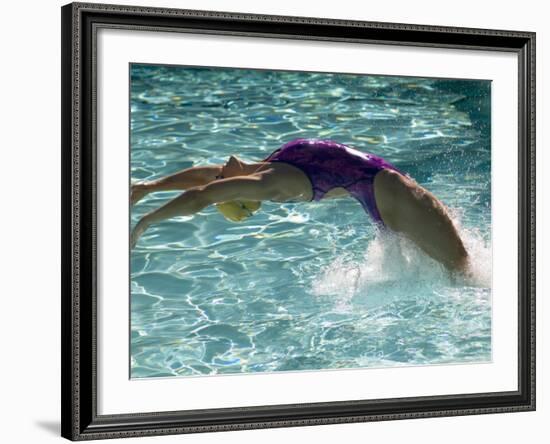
[130,64,491,378]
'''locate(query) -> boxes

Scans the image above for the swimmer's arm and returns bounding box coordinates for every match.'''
[131,165,223,205]
[131,173,279,248]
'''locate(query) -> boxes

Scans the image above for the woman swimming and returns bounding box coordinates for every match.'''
[131,138,469,272]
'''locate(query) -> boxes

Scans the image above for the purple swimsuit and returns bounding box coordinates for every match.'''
[263,138,403,225]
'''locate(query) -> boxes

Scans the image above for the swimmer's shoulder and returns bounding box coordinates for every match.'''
[252,162,313,202]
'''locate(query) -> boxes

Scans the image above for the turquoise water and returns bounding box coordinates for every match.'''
[130,64,492,379]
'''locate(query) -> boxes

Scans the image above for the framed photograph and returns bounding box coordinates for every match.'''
[61,2,535,440]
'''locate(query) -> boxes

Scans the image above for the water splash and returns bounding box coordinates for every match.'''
[312,218,492,310]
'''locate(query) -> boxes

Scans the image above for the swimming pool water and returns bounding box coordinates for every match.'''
[130,64,492,378]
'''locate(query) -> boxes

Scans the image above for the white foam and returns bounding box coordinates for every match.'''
[312,216,492,308]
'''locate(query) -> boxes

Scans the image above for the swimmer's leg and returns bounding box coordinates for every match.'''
[131,165,223,205]
[374,169,469,272]
[131,173,281,248]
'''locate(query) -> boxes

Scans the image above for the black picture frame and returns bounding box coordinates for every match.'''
[61,2,536,441]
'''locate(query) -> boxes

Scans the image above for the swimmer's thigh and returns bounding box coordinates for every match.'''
[374,169,468,270]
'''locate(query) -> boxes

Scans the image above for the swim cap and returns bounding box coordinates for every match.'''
[215,200,261,222]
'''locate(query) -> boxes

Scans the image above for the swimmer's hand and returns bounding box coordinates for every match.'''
[131,182,151,206]
[130,216,151,249]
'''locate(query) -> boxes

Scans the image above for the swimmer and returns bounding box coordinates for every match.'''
[131,138,469,272]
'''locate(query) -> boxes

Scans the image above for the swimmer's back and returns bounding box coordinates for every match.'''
[265,138,403,223]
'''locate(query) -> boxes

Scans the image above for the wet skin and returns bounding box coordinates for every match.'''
[131,156,468,272]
